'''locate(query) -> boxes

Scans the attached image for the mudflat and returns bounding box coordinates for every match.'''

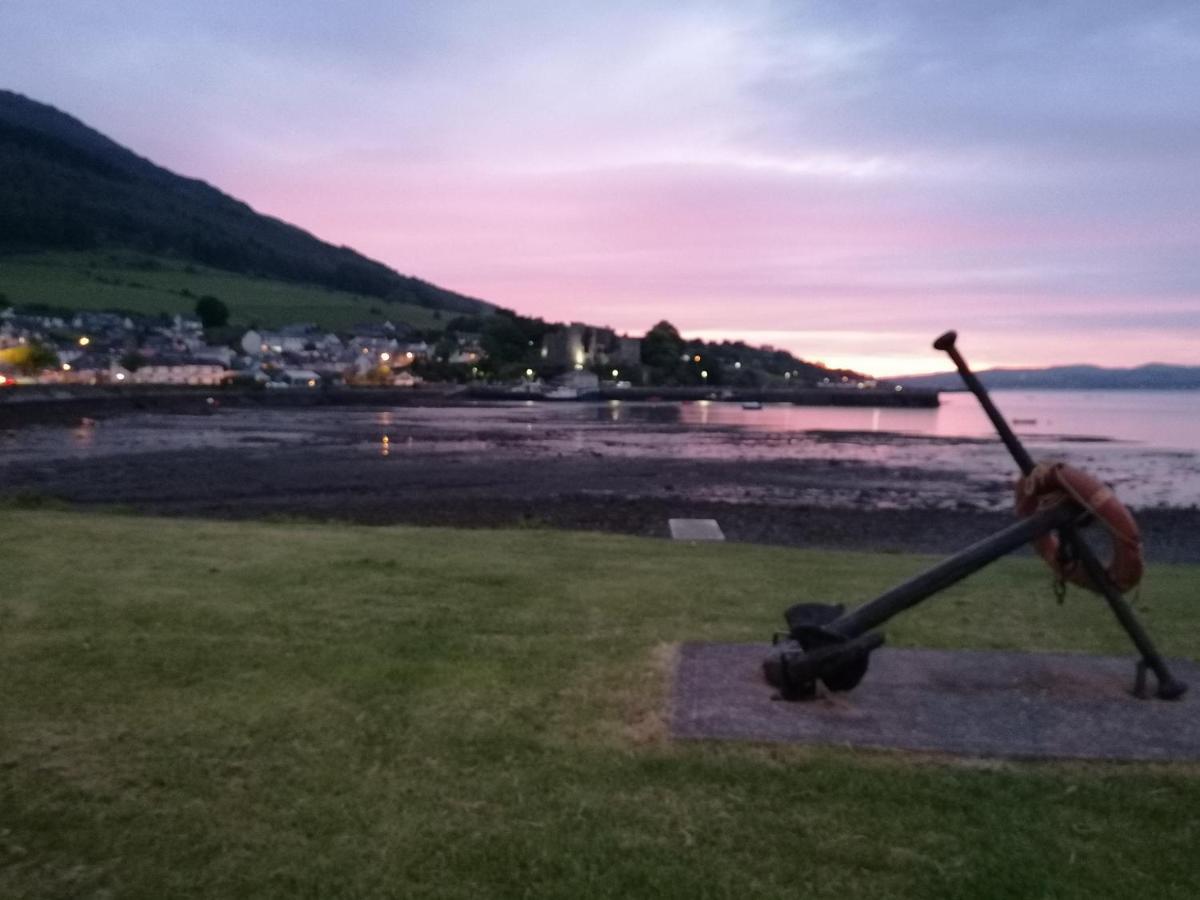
[3,400,1197,561]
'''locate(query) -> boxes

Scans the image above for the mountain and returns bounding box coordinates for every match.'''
[891,363,1200,390]
[0,90,490,315]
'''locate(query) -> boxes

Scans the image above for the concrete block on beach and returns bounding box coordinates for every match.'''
[669,518,725,541]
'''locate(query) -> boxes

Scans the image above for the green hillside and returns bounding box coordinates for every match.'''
[0,89,491,317]
[0,251,446,331]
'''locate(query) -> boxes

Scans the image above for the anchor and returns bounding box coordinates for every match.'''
[763,331,1188,702]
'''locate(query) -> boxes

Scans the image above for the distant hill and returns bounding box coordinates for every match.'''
[891,363,1200,390]
[0,89,490,315]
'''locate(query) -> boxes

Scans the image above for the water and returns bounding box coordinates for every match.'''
[606,390,1200,452]
[1,389,1197,510]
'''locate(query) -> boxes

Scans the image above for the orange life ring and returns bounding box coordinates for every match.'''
[1014,461,1143,593]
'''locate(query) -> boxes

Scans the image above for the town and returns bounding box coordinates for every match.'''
[0,298,900,399]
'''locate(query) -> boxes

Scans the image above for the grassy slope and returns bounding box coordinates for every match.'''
[0,251,447,331]
[2,511,1198,898]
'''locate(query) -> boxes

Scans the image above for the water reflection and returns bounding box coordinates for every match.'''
[574,393,1198,449]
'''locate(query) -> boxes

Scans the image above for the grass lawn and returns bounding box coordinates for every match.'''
[2,510,1198,898]
[0,251,446,331]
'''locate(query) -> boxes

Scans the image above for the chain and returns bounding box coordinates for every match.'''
[1052,531,1074,605]
[1053,574,1066,605]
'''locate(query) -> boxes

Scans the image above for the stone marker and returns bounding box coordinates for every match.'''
[669,518,725,541]
[672,642,1200,761]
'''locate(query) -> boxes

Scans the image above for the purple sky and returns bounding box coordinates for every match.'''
[3,1,1199,374]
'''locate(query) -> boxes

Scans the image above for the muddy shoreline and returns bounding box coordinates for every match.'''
[3,401,1198,562]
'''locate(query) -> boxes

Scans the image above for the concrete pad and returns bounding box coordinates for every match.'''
[669,518,725,541]
[671,643,1200,761]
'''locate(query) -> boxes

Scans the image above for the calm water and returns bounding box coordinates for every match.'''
[645,390,1200,452]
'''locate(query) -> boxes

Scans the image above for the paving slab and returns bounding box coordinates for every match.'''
[671,642,1200,761]
[668,518,725,541]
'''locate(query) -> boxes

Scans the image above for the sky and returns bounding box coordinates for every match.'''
[2,1,1199,375]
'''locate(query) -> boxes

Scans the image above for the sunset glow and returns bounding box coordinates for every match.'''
[3,2,1198,376]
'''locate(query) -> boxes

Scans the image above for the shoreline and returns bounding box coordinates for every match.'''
[4,402,1197,562]
[0,382,938,427]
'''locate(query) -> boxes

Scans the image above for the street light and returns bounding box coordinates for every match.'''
[78,336,90,347]
[701,370,708,380]
[525,368,534,378]
[611,368,619,378]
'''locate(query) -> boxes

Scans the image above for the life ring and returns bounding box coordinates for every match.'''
[1014,461,1143,593]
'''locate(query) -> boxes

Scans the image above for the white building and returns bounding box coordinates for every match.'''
[130,361,230,386]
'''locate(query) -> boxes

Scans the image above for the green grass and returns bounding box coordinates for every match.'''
[0,251,446,331]
[2,510,1198,898]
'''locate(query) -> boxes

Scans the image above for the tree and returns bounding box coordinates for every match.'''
[119,351,147,372]
[641,321,685,371]
[195,295,230,328]
[0,342,58,373]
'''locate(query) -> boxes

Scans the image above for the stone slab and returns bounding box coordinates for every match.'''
[668,518,725,541]
[671,642,1200,761]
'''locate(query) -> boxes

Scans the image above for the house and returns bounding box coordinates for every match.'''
[449,342,483,365]
[243,325,340,356]
[191,345,238,367]
[391,370,422,387]
[278,369,322,387]
[541,323,641,370]
[130,358,230,386]
[397,341,431,362]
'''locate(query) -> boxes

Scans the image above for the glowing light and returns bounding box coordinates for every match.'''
[693,355,701,363]
[380,352,391,362]
[406,351,414,359]
[115,372,126,381]
[784,372,791,379]
[895,385,903,391]
[701,370,708,379]
[78,336,90,346]
[307,379,317,387]
[62,363,71,371]
[611,369,619,378]
[525,368,534,377]
[734,361,741,369]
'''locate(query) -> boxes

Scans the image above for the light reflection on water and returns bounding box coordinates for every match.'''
[591,391,1199,451]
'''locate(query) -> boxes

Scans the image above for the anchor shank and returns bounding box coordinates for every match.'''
[830,502,1082,639]
[1062,528,1187,699]
[934,329,1036,475]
